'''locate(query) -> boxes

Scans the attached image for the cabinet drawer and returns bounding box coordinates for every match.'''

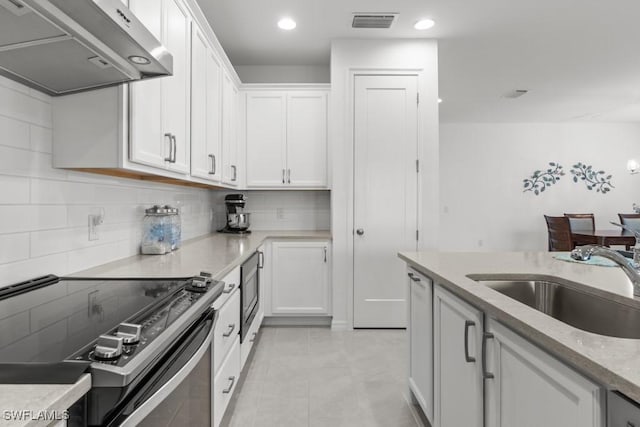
[213,266,240,310]
[213,288,240,373]
[240,313,261,369]
[213,336,240,427]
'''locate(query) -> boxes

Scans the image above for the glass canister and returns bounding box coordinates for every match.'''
[164,205,182,250]
[141,205,171,255]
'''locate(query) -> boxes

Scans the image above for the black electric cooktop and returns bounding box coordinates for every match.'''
[0,275,189,364]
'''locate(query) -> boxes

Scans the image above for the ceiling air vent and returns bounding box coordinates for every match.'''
[352,14,397,29]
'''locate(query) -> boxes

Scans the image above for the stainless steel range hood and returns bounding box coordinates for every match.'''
[0,0,173,96]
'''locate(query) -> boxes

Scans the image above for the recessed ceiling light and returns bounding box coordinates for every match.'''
[414,19,435,30]
[278,17,297,30]
[438,98,443,103]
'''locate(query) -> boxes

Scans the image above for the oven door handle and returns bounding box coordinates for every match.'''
[117,308,218,427]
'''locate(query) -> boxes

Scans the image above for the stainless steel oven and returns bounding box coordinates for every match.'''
[240,251,261,342]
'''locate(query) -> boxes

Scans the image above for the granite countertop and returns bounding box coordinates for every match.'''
[0,374,90,427]
[73,230,332,279]
[0,230,330,425]
[398,251,640,402]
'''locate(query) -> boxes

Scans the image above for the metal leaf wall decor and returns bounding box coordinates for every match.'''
[523,162,565,195]
[570,162,614,194]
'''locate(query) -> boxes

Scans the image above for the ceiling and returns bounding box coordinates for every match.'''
[196,0,640,123]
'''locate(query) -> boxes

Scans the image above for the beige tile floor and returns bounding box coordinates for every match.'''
[221,327,426,427]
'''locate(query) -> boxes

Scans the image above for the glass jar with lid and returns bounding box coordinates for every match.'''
[141,205,171,255]
[164,205,182,251]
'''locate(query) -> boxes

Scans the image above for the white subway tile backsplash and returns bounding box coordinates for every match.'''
[0,233,29,264]
[0,253,69,287]
[0,205,67,233]
[66,240,131,274]
[0,175,30,204]
[0,85,51,127]
[0,115,29,150]
[0,147,67,179]
[30,125,53,154]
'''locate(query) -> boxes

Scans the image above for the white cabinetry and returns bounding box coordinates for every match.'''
[269,241,331,315]
[213,336,240,427]
[485,319,603,427]
[433,284,484,427]
[407,268,433,424]
[129,0,190,174]
[190,24,222,181]
[221,72,240,186]
[245,89,328,189]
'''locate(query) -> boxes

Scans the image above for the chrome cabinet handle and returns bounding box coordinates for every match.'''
[356,228,364,236]
[222,376,236,394]
[231,165,237,181]
[464,320,476,363]
[482,332,495,379]
[407,272,420,282]
[287,168,291,184]
[249,332,257,342]
[170,135,177,163]
[282,168,285,184]
[222,323,236,337]
[323,247,327,263]
[222,283,236,294]
[258,251,264,269]
[208,154,216,174]
[164,133,173,162]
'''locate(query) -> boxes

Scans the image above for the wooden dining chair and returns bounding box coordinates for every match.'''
[544,215,574,251]
[618,213,640,249]
[563,213,595,232]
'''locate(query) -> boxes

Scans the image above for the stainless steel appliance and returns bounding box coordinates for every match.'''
[0,0,173,96]
[0,273,223,426]
[219,194,251,234]
[240,251,261,342]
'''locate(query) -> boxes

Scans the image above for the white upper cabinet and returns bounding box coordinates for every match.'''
[245,89,328,189]
[190,24,222,181]
[286,92,328,187]
[221,71,240,186]
[129,0,190,174]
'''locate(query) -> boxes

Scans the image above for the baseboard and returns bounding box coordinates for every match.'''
[330,320,351,331]
[262,316,332,326]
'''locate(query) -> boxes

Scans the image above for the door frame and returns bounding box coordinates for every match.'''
[347,68,425,329]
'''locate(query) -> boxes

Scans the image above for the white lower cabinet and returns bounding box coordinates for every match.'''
[433,284,484,427]
[423,282,604,427]
[269,240,331,315]
[485,318,604,427]
[213,335,240,427]
[407,268,434,424]
[240,308,261,369]
[212,288,240,373]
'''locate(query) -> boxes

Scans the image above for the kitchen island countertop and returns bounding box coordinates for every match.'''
[399,250,640,403]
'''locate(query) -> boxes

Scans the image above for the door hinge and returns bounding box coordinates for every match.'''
[416,230,419,241]
[416,159,419,173]
[417,93,420,105]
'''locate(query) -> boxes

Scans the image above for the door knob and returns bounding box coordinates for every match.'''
[356,228,365,236]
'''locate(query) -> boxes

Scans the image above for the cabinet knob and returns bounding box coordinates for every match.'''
[356,228,365,236]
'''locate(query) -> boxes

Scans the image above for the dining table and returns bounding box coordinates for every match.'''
[571,229,637,248]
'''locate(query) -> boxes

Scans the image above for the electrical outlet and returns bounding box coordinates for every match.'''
[88,209,104,241]
[276,208,285,220]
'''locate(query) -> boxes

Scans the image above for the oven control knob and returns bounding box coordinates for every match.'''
[94,335,123,360]
[116,323,142,345]
[192,277,208,288]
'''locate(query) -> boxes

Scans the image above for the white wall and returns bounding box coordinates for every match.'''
[211,190,330,231]
[0,77,214,287]
[234,65,330,83]
[440,122,640,251]
[330,39,439,330]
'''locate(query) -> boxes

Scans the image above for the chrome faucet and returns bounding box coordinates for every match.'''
[571,245,640,296]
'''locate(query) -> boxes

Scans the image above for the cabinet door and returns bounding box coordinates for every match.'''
[434,285,484,427]
[162,0,190,174]
[408,268,433,424]
[485,319,603,427]
[190,26,222,181]
[271,241,330,315]
[286,92,328,187]
[245,92,287,187]
[221,72,239,185]
[128,0,165,169]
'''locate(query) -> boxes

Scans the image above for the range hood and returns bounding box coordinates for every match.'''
[0,0,173,96]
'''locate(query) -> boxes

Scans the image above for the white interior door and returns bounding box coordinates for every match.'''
[353,74,418,328]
